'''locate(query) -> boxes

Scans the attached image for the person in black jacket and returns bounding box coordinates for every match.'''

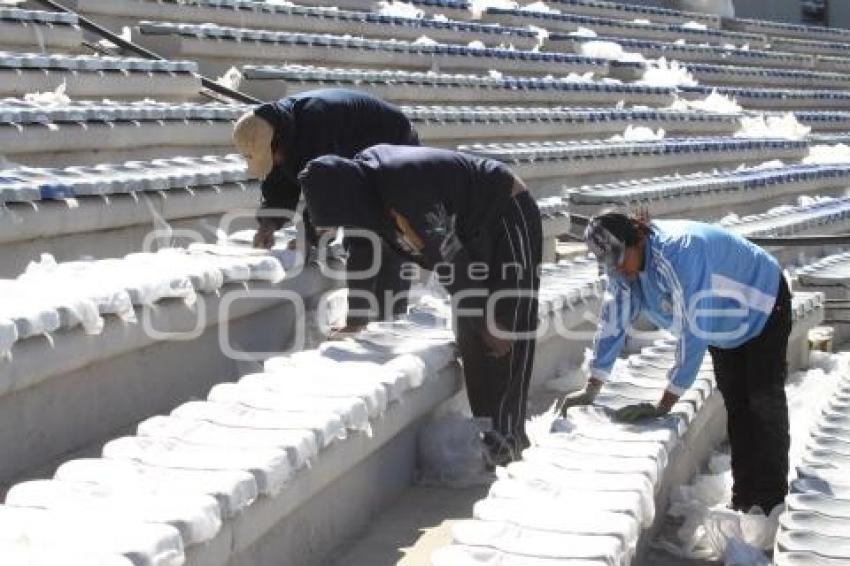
[299,145,543,465]
[232,88,420,332]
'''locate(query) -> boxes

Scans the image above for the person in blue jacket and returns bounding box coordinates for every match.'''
[232,88,420,333]
[560,210,791,514]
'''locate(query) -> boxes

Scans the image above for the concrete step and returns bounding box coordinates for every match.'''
[133,21,609,79]
[241,64,674,107]
[0,52,201,101]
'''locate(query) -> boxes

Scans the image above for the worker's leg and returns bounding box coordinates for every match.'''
[742,277,792,513]
[455,314,502,422]
[485,191,542,452]
[709,344,753,510]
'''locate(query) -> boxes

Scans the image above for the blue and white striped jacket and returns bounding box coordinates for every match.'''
[589,220,782,395]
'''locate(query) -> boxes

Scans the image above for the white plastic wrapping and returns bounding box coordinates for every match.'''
[0,280,61,339]
[0,545,134,566]
[137,413,317,470]
[55,458,257,520]
[5,479,222,546]
[187,243,284,283]
[501,462,656,527]
[103,435,292,497]
[473,498,639,551]
[22,255,135,322]
[0,505,185,566]
[208,381,369,437]
[172,400,346,449]
[246,370,389,417]
[451,520,624,565]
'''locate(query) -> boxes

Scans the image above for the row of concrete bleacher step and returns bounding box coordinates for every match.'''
[479,7,765,47]
[0,52,202,100]
[44,0,850,75]
[133,20,608,78]
[8,98,850,147]
[58,0,722,29]
[771,335,850,565]
[0,255,606,565]
[0,136,813,203]
[567,163,850,217]
[58,0,540,49]
[58,0,850,78]
[553,34,834,71]
[9,5,850,112]
[0,244,291,359]
[0,6,83,53]
[238,63,850,110]
[433,290,825,565]
[129,18,850,92]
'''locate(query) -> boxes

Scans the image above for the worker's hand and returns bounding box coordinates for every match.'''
[328,324,366,341]
[557,378,603,416]
[286,238,298,251]
[614,403,666,423]
[253,225,276,249]
[481,324,512,358]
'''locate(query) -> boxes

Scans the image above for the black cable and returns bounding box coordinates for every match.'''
[30,0,262,105]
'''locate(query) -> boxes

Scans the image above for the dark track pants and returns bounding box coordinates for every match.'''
[456,191,542,450]
[708,276,792,513]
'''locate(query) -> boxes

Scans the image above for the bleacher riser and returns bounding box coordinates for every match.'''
[547,35,817,70]
[0,17,85,53]
[414,116,738,145]
[484,142,809,198]
[131,30,604,80]
[1,121,235,167]
[0,186,258,278]
[0,271,336,484]
[242,76,676,108]
[54,0,539,50]
[0,67,202,102]
[479,9,767,48]
[567,179,850,220]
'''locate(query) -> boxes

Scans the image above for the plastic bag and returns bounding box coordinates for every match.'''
[417,412,493,487]
[725,538,770,566]
[703,505,779,563]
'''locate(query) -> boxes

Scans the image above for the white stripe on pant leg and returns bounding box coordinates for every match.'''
[512,197,538,433]
[499,213,536,439]
[497,217,522,436]
[514,225,527,269]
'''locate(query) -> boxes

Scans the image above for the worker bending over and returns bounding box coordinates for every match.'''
[561,210,791,515]
[300,145,542,466]
[232,88,419,331]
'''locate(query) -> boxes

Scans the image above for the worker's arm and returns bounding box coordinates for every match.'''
[559,276,640,415]
[588,275,641,383]
[254,169,301,248]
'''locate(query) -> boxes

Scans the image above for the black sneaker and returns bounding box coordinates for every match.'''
[481,431,519,469]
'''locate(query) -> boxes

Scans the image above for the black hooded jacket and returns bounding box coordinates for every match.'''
[299,145,517,300]
[254,89,419,231]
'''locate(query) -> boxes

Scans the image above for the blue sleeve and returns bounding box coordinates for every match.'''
[588,275,640,381]
[654,246,711,396]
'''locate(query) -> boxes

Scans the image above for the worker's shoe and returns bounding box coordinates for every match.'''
[481,431,521,469]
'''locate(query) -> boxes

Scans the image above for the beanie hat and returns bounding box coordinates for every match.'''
[232,111,275,179]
